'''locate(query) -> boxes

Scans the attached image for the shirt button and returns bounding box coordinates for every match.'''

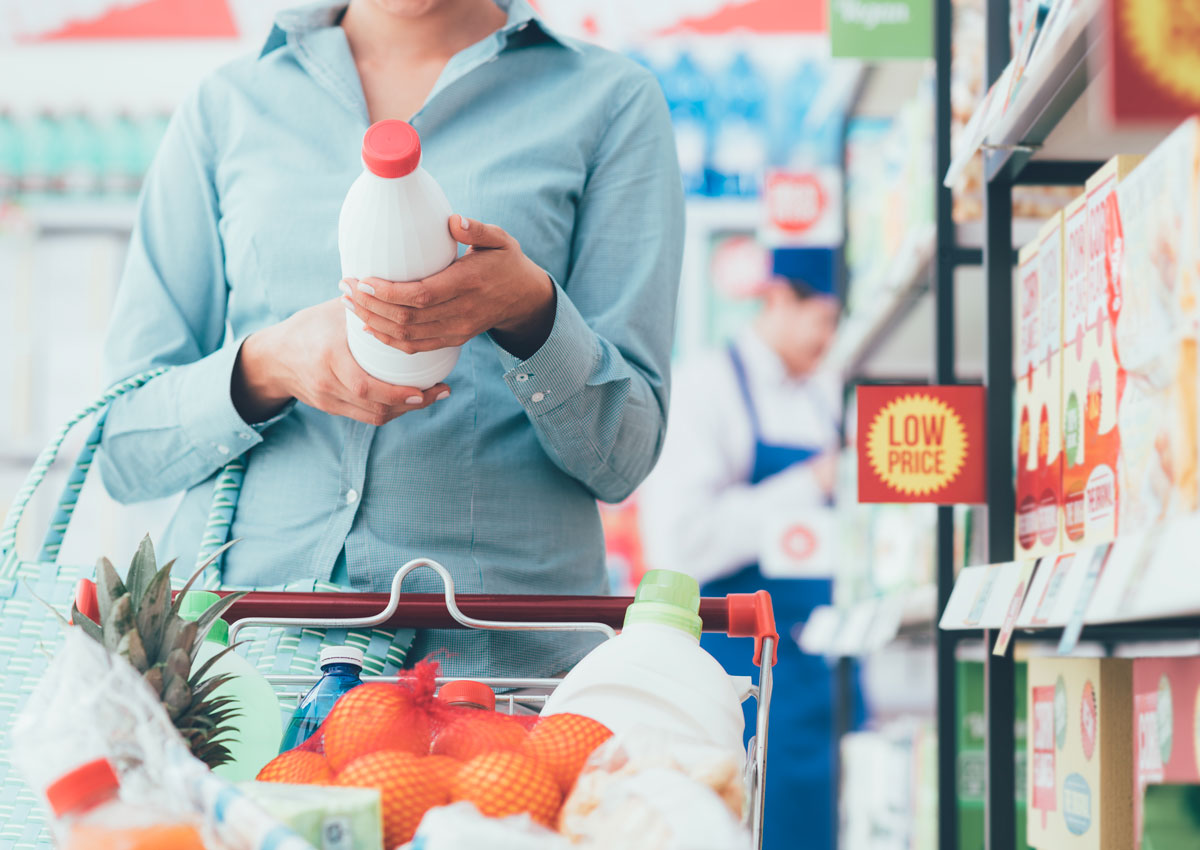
[531,392,546,403]
[239,432,254,441]
[516,373,530,382]
[216,444,230,455]
[345,489,359,505]
[518,21,529,30]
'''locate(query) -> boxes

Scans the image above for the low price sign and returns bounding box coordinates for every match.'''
[857,385,986,504]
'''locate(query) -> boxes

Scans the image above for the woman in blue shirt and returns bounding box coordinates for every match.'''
[99,0,684,677]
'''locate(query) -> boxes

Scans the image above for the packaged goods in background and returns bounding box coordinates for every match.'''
[1063,156,1138,549]
[1114,122,1200,533]
[958,659,1030,850]
[1016,225,1063,557]
[1026,657,1133,850]
[238,782,383,850]
[1131,657,1200,848]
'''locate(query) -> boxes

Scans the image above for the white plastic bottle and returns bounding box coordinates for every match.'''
[339,120,460,389]
[542,570,746,758]
[179,591,282,782]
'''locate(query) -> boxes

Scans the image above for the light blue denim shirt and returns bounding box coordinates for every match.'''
[98,0,684,677]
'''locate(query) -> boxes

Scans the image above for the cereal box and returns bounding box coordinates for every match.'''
[1131,657,1200,848]
[1016,217,1064,557]
[1027,657,1133,850]
[1114,122,1199,533]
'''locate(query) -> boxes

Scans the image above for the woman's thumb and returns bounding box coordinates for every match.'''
[451,215,509,249]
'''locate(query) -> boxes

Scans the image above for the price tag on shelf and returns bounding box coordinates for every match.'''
[1058,543,1112,654]
[992,559,1039,657]
[797,605,842,656]
[965,566,1001,627]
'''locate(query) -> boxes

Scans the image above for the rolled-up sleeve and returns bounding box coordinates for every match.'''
[99,89,289,505]
[492,71,684,503]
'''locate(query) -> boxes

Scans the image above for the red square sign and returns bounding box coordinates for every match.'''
[857,385,986,504]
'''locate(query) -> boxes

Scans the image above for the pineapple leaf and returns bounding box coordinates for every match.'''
[126,535,158,610]
[188,642,246,687]
[162,619,199,668]
[133,563,173,664]
[169,540,238,618]
[116,627,149,672]
[95,557,126,630]
[142,664,164,697]
[165,647,191,684]
[69,603,103,643]
[102,594,135,653]
[191,591,248,651]
[162,675,191,721]
[189,673,237,706]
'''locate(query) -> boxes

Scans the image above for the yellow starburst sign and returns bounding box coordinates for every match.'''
[1109,0,1200,121]
[857,386,986,504]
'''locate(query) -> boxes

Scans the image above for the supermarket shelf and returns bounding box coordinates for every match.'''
[940,514,1200,637]
[798,584,936,657]
[1,199,138,236]
[684,196,761,233]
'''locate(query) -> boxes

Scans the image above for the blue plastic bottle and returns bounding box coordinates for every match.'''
[709,53,769,198]
[659,52,710,196]
[279,645,365,753]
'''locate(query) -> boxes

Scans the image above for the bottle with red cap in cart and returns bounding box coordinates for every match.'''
[340,119,460,389]
[45,758,205,850]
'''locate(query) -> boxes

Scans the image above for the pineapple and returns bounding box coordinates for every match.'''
[70,535,248,769]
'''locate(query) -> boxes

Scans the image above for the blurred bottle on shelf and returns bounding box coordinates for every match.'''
[60,110,102,196]
[103,111,146,196]
[777,61,824,168]
[20,110,65,196]
[659,52,710,196]
[0,109,22,198]
[709,53,768,198]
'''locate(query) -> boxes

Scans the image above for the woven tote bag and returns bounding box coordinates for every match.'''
[0,370,415,848]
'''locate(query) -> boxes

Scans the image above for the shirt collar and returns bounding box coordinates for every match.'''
[260,0,579,58]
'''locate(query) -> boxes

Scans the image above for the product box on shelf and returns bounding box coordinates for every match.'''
[1132,657,1200,848]
[1027,657,1133,850]
[1016,220,1063,558]
[1063,155,1138,550]
[958,659,1030,850]
[1114,122,1199,534]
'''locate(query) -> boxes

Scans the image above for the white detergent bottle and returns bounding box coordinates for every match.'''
[179,591,282,782]
[339,120,460,389]
[542,570,746,759]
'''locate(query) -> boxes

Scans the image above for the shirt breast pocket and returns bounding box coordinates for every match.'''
[239,228,341,321]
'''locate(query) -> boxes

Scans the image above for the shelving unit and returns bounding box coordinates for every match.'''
[931,2,1187,849]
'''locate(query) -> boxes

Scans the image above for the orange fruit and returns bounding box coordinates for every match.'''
[431,712,529,761]
[336,751,448,848]
[522,713,613,792]
[424,755,462,794]
[451,751,563,826]
[256,750,334,785]
[322,684,432,771]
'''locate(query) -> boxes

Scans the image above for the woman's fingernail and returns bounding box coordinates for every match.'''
[406,396,423,405]
[338,280,352,296]
[435,390,450,401]
[341,296,355,311]
[459,215,470,231]
[357,281,376,295]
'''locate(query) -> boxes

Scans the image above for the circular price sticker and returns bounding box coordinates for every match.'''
[1081,680,1097,761]
[866,394,969,497]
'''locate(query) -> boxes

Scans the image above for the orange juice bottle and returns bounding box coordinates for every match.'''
[46,758,205,850]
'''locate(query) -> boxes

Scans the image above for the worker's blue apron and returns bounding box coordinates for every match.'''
[701,345,864,850]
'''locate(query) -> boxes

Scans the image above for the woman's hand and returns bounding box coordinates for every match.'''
[233,299,449,426]
[340,215,557,361]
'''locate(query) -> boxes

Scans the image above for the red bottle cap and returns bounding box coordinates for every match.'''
[361,120,421,179]
[437,680,496,710]
[46,758,119,817]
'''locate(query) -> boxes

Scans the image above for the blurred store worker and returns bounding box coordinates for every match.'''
[640,246,864,850]
[97,0,683,679]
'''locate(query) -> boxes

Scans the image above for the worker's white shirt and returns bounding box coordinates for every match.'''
[639,330,842,586]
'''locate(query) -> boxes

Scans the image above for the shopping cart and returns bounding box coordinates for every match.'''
[210,557,779,849]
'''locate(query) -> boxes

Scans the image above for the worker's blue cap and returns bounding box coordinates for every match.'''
[771,247,838,299]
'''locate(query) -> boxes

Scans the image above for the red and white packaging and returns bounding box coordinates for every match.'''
[1131,657,1200,848]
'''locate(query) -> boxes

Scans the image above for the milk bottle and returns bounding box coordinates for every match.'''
[339,120,459,389]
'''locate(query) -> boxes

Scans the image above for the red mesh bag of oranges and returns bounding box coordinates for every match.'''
[256,661,612,848]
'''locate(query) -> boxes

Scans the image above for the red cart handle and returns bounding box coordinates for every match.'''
[75,581,779,666]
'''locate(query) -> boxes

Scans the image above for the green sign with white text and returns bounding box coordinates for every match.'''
[829,0,932,59]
